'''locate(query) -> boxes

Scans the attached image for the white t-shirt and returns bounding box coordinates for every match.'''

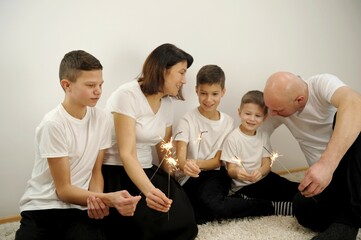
[260,73,346,166]
[19,104,112,212]
[174,108,234,184]
[221,127,271,192]
[104,80,174,168]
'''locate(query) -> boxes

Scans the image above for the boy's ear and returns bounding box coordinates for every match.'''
[195,85,198,94]
[221,88,226,97]
[263,112,268,121]
[60,79,71,91]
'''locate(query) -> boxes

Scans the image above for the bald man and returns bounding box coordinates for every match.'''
[261,72,361,240]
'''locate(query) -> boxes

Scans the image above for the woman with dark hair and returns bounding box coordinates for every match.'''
[102,43,198,240]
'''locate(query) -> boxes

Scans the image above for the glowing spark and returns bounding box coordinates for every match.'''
[166,157,178,173]
[263,146,294,176]
[227,155,247,172]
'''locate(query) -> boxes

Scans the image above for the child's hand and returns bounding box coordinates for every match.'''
[236,168,253,182]
[111,190,141,216]
[183,159,201,177]
[87,195,109,219]
[249,170,262,183]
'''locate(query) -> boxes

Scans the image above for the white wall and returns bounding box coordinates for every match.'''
[0,0,360,217]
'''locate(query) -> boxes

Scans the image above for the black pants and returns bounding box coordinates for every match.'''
[238,171,299,201]
[102,165,198,240]
[293,114,361,231]
[183,167,288,224]
[15,209,106,240]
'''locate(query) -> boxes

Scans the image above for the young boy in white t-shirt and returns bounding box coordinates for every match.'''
[15,50,140,240]
[221,90,299,215]
[174,65,277,224]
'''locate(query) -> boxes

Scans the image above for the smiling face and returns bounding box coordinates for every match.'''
[239,102,266,135]
[62,70,103,108]
[163,61,187,97]
[196,83,225,117]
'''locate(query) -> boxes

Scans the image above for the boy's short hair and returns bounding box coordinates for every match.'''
[196,65,225,89]
[241,90,268,115]
[59,50,103,83]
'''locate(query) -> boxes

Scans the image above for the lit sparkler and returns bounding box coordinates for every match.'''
[195,130,208,160]
[147,132,182,220]
[227,155,247,172]
[148,132,182,182]
[263,146,292,175]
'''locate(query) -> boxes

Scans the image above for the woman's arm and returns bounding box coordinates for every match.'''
[114,112,171,212]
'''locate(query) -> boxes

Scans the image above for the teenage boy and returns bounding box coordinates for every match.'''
[15,50,140,240]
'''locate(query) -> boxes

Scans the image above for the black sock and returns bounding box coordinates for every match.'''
[311,223,359,240]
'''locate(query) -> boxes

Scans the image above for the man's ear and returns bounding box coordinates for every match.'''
[295,95,305,108]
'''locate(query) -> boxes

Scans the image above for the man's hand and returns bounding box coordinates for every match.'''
[299,160,334,197]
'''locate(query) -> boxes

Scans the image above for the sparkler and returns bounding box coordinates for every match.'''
[263,146,292,175]
[195,130,208,160]
[148,132,182,182]
[146,132,181,220]
[227,155,247,173]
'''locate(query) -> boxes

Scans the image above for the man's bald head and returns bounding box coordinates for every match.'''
[264,72,307,117]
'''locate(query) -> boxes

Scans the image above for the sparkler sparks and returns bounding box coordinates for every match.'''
[147,132,182,220]
[263,146,292,175]
[228,155,247,172]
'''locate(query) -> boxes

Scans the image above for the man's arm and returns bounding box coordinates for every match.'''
[300,86,361,197]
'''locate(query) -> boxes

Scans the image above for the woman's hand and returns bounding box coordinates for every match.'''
[145,187,172,212]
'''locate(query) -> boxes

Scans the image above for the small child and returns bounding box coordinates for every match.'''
[221,90,299,215]
[15,50,140,240]
[175,65,277,224]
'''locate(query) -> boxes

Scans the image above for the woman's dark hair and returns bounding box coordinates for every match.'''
[138,43,193,100]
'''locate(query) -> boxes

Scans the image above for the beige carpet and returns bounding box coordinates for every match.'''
[1,217,360,240]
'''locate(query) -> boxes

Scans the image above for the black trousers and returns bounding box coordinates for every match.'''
[15,209,106,240]
[238,171,299,201]
[102,165,198,240]
[182,167,290,224]
[293,114,361,231]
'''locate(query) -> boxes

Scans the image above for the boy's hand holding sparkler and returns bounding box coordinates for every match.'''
[235,167,253,182]
[182,159,201,177]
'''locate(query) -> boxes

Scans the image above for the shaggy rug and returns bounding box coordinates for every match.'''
[1,217,360,240]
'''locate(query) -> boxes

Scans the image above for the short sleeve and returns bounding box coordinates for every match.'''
[37,121,68,158]
[174,117,190,143]
[99,112,113,150]
[221,134,238,162]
